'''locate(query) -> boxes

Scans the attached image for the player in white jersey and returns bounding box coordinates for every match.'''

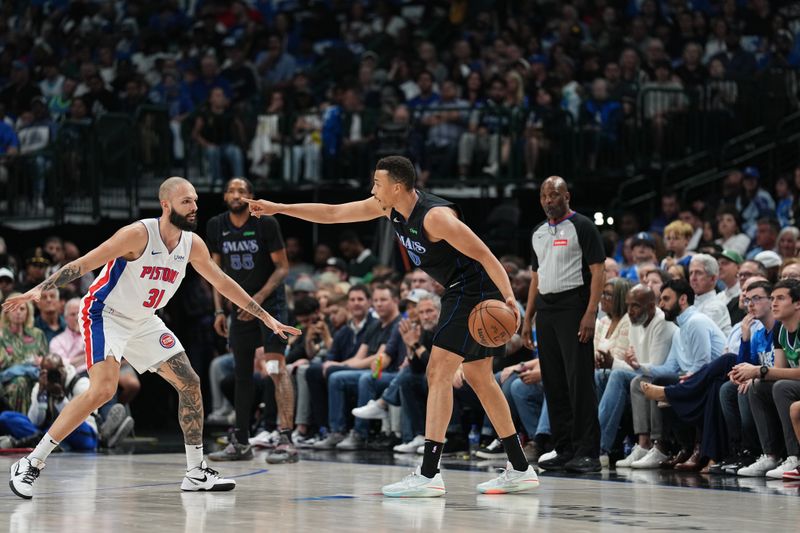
[2,177,300,500]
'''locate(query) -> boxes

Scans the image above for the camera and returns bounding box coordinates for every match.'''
[46,368,61,383]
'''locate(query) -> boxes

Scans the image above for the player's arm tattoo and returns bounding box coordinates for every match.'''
[244,300,269,321]
[39,262,82,291]
[158,352,203,445]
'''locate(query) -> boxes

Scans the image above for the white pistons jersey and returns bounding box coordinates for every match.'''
[81,218,193,321]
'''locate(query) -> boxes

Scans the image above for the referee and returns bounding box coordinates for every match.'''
[523,176,605,473]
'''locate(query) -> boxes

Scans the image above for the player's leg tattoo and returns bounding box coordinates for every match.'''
[268,356,295,430]
[158,351,204,445]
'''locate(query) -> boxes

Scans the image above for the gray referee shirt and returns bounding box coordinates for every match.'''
[531,211,605,295]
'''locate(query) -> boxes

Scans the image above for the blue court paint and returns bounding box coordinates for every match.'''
[292,495,357,501]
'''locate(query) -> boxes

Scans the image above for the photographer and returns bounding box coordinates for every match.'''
[0,355,97,451]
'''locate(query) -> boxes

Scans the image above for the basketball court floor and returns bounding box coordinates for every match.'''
[0,447,798,532]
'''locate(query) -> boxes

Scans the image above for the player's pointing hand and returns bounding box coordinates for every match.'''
[242,198,279,217]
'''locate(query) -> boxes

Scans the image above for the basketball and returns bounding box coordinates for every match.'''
[468,299,517,347]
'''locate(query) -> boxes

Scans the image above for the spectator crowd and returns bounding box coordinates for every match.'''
[0,0,798,206]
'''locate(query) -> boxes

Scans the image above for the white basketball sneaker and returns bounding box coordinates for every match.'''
[9,457,45,499]
[477,463,540,494]
[382,467,446,498]
[181,461,236,492]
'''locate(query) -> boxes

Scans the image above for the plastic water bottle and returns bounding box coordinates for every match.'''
[468,424,480,452]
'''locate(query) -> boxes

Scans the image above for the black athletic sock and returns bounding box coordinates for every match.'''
[420,440,444,478]
[234,427,248,446]
[501,434,529,471]
[279,428,292,440]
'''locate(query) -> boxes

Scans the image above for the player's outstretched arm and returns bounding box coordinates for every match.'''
[190,235,301,338]
[243,197,385,224]
[423,207,521,330]
[1,224,147,312]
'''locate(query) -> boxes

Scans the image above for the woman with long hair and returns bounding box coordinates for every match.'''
[0,293,48,413]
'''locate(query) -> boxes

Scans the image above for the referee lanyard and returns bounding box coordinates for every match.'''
[547,210,575,236]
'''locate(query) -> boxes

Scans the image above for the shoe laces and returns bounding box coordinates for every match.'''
[198,463,220,478]
[21,463,41,485]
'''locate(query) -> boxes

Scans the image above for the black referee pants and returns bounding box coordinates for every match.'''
[535,297,600,458]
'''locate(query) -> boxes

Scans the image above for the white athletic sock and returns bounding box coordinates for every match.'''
[185,444,204,470]
[28,432,59,463]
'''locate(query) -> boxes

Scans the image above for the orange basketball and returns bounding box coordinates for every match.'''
[468,299,517,348]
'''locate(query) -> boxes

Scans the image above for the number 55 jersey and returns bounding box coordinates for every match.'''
[80,218,193,373]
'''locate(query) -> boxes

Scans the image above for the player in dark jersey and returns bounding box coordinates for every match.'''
[245,156,539,497]
[206,177,297,464]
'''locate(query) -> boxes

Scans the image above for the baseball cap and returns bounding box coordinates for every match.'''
[293,277,317,293]
[754,250,782,269]
[325,257,348,273]
[743,166,760,180]
[25,248,51,267]
[404,288,431,304]
[0,267,13,281]
[631,232,656,249]
[718,250,743,265]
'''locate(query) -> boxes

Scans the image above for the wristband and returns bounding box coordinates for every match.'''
[214,309,225,316]
[411,343,422,351]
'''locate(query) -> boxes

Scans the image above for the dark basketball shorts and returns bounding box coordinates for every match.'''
[432,272,507,362]
[229,295,289,356]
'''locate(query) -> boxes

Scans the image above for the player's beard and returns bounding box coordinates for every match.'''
[170,209,198,231]
[228,201,248,214]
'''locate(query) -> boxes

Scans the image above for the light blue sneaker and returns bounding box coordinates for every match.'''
[382,467,446,498]
[476,463,540,494]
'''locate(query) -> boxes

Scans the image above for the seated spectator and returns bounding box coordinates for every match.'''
[0,355,96,451]
[679,206,705,252]
[715,250,743,307]
[649,191,680,235]
[249,91,286,181]
[643,268,670,298]
[220,38,258,105]
[420,80,467,182]
[406,70,441,110]
[728,279,800,478]
[34,288,65,344]
[338,231,379,281]
[625,279,726,469]
[579,78,622,171]
[620,232,658,282]
[458,76,509,178]
[285,91,322,184]
[15,96,55,211]
[191,87,245,190]
[641,61,687,158]
[298,287,374,444]
[714,275,770,474]
[49,297,84,373]
[641,280,776,472]
[0,294,47,414]
[148,70,194,161]
[256,35,297,88]
[661,220,694,271]
[1,61,42,118]
[602,285,675,467]
[777,227,799,260]
[0,267,15,303]
[0,112,19,189]
[715,205,751,257]
[754,250,782,283]
[738,167,777,239]
[781,261,800,281]
[523,87,567,182]
[189,55,232,107]
[594,278,633,394]
[775,175,794,229]
[351,289,435,450]
[313,284,401,450]
[689,254,732,335]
